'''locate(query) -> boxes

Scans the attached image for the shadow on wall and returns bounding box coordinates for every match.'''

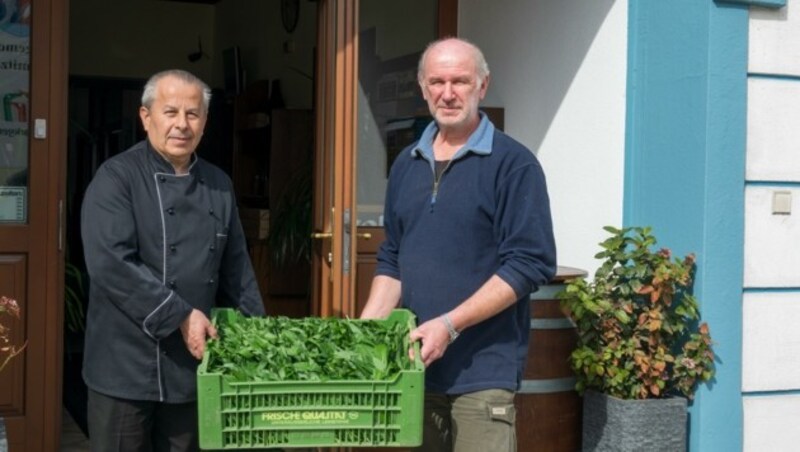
[465,0,617,154]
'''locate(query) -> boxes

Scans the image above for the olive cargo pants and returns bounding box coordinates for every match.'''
[415,389,516,452]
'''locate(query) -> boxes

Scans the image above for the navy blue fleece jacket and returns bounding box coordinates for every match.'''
[375,113,557,394]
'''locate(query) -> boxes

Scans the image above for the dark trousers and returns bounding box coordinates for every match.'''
[87,388,199,452]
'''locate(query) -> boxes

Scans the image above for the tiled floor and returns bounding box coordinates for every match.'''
[60,408,89,452]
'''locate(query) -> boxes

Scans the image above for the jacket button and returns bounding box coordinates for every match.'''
[208,278,215,285]
[200,178,206,184]
[168,280,176,288]
[208,208,214,215]
[159,176,166,183]
[170,245,177,253]
[209,244,216,252]
[167,207,175,215]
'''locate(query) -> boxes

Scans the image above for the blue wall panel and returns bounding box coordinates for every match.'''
[625,1,749,451]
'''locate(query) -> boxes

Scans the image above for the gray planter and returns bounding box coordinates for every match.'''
[582,390,687,452]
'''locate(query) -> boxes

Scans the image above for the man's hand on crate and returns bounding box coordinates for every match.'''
[181,309,218,360]
[409,316,452,367]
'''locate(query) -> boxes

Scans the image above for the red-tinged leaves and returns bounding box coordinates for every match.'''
[557,226,716,401]
[649,319,662,331]
[0,295,25,373]
[650,383,661,396]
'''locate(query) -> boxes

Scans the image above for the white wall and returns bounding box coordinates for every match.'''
[744,186,800,287]
[743,292,800,390]
[459,0,627,277]
[746,78,800,182]
[744,394,800,451]
[744,2,800,451]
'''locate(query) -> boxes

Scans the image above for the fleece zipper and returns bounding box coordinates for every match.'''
[430,160,453,212]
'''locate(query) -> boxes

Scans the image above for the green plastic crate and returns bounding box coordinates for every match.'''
[197,309,424,449]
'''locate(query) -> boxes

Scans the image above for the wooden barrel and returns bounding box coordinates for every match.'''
[515,266,587,452]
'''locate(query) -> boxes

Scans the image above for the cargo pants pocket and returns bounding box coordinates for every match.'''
[450,389,517,452]
[488,400,516,425]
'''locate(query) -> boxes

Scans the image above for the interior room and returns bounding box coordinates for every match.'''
[67,0,320,310]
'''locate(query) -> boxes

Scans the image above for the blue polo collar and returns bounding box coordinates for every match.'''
[411,111,495,162]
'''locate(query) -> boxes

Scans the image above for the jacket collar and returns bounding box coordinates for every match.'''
[411,111,495,162]
[145,140,198,175]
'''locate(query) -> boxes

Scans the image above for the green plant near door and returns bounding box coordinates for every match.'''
[558,226,715,400]
[268,163,312,266]
[65,261,86,333]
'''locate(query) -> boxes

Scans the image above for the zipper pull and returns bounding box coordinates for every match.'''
[431,181,439,211]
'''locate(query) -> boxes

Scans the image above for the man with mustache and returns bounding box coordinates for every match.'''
[361,38,557,452]
[81,69,264,450]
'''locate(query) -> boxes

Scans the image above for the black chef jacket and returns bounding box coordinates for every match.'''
[80,140,264,403]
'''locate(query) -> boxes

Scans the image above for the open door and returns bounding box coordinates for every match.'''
[0,0,67,449]
[310,0,456,319]
[310,0,358,318]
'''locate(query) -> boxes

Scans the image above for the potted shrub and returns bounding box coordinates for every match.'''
[0,295,26,447]
[558,226,715,451]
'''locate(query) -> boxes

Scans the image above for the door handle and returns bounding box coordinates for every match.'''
[356,232,372,240]
[311,232,333,239]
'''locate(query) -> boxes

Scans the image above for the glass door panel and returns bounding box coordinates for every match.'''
[0,0,30,223]
[355,0,437,227]
[313,0,456,317]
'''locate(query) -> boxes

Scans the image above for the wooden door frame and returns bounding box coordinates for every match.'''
[438,0,458,38]
[0,0,67,449]
[37,0,69,447]
[311,0,457,318]
[311,0,359,319]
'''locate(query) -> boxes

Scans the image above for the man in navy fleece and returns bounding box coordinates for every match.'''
[360,38,557,452]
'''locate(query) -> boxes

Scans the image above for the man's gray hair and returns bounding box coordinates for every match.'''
[141,69,212,111]
[417,37,490,83]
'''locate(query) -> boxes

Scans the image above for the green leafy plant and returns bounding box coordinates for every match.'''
[206,312,412,382]
[65,262,86,333]
[0,296,27,373]
[558,226,715,400]
[267,164,312,266]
